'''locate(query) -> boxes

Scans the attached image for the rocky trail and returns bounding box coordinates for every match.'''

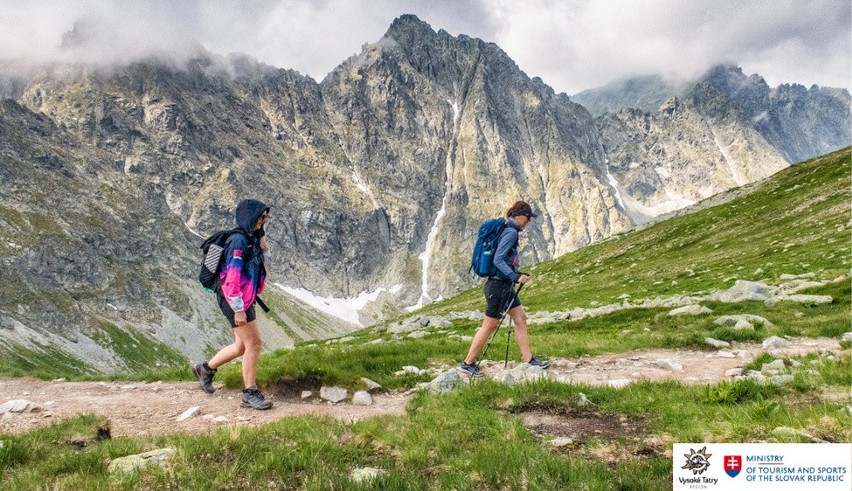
[0,337,845,438]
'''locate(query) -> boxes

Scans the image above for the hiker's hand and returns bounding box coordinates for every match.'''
[260,236,269,252]
[234,311,247,326]
[517,274,530,285]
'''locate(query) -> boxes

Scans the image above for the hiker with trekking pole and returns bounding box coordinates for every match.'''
[460,200,550,378]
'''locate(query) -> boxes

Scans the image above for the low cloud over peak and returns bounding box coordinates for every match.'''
[1,1,848,94]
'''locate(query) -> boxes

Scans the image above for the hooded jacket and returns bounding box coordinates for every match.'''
[220,199,269,312]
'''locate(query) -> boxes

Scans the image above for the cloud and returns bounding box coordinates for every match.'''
[0,0,848,93]
[474,0,851,93]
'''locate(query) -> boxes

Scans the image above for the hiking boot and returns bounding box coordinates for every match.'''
[459,361,484,378]
[241,387,273,410]
[527,357,550,369]
[192,363,217,394]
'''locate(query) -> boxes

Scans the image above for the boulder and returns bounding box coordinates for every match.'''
[108,448,175,474]
[705,337,731,348]
[669,304,712,316]
[653,359,683,371]
[0,399,40,414]
[707,280,774,302]
[428,370,463,393]
[714,315,773,329]
[352,391,373,405]
[550,437,574,447]
[760,359,786,374]
[350,467,387,484]
[769,375,794,386]
[175,406,201,422]
[387,322,420,334]
[319,386,348,403]
[360,377,383,393]
[762,336,791,349]
[493,363,547,385]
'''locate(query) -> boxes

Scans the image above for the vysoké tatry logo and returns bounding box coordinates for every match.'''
[682,447,713,475]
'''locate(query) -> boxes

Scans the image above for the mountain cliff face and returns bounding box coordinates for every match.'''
[595,65,850,221]
[0,15,848,372]
[0,72,360,373]
[320,15,629,306]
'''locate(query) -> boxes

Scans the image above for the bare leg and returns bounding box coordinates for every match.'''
[232,320,262,388]
[508,306,533,362]
[207,334,246,369]
[464,316,501,364]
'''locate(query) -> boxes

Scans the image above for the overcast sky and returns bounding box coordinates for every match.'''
[2,0,849,94]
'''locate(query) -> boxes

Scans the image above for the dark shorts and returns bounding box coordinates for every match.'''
[216,293,256,328]
[484,278,520,319]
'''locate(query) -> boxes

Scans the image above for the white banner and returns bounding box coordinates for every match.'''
[673,443,851,490]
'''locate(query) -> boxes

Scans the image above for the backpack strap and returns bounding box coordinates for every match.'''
[254,296,270,313]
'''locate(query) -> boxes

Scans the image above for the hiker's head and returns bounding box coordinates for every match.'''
[507,200,537,228]
[235,199,270,233]
[255,210,270,230]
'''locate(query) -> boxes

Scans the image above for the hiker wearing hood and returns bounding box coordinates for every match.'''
[220,199,269,315]
[193,199,273,410]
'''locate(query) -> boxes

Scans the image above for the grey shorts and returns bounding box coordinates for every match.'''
[484,278,520,319]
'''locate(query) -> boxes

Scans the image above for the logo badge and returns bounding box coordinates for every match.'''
[682,447,713,475]
[724,455,742,478]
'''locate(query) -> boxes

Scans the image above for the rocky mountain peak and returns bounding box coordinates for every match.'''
[386,14,435,39]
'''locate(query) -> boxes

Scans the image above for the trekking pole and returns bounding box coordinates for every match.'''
[503,277,529,367]
[478,283,523,365]
[504,314,513,368]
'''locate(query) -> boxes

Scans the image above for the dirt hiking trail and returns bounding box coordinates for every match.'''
[0,337,843,437]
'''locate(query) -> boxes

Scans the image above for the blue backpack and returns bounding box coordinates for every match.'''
[470,218,507,277]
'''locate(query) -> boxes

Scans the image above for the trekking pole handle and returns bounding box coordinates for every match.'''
[515,271,530,291]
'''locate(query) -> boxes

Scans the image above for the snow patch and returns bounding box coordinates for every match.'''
[274,283,402,327]
[448,99,460,123]
[712,128,746,186]
[605,168,626,209]
[406,98,459,311]
[409,196,447,311]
